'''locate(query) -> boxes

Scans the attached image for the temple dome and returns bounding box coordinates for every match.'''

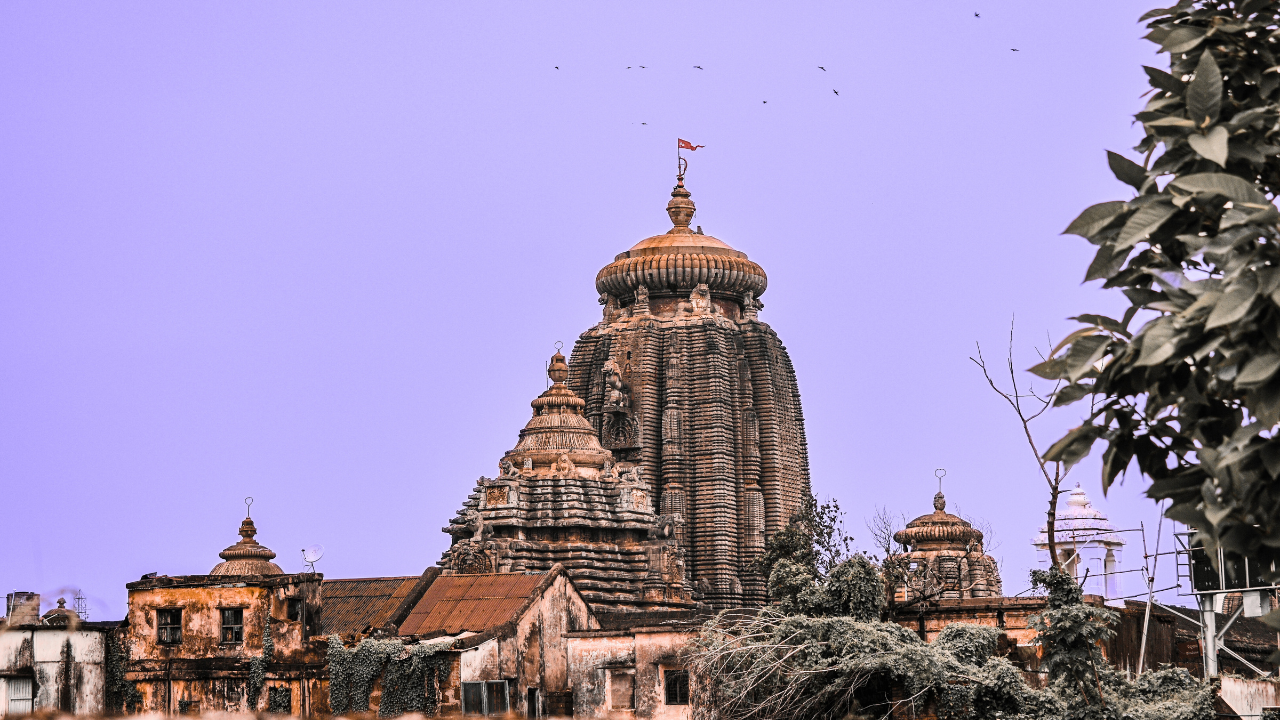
[595,178,768,302]
[210,516,283,576]
[894,492,984,551]
[1033,485,1122,546]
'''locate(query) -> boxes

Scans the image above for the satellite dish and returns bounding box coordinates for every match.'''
[301,544,324,572]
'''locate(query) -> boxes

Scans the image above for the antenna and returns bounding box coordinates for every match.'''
[73,590,89,620]
[245,496,254,517]
[301,544,325,573]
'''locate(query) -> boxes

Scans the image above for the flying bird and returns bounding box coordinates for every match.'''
[818,66,826,71]
[763,100,768,104]
[640,65,647,69]
[694,65,703,70]
[974,12,980,17]
[1011,48,1019,51]
[833,89,839,95]
[554,66,559,69]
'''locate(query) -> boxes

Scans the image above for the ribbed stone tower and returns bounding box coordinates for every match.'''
[568,175,811,608]
[439,174,811,612]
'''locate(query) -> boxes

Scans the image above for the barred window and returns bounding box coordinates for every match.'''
[157,608,182,645]
[220,608,244,644]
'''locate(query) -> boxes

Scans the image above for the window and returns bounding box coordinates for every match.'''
[664,668,689,705]
[157,608,182,644]
[7,678,33,715]
[220,608,244,644]
[268,686,292,714]
[527,688,540,718]
[609,670,635,710]
[287,598,302,622]
[461,681,509,715]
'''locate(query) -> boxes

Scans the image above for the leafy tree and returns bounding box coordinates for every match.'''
[1029,568,1119,712]
[1039,1,1280,593]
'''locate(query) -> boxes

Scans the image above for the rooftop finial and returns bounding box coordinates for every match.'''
[933,468,947,512]
[548,343,569,385]
[245,496,253,518]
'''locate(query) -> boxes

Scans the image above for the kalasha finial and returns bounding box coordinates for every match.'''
[667,175,695,232]
[548,343,569,384]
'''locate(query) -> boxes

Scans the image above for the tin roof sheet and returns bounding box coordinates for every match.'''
[320,576,421,635]
[398,572,545,637]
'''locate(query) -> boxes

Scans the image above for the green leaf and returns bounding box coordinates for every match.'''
[1143,65,1185,95]
[1053,383,1090,407]
[1170,172,1270,205]
[1144,115,1197,128]
[1187,51,1223,127]
[1107,151,1147,189]
[1206,273,1260,329]
[1063,201,1128,239]
[1065,335,1110,382]
[1116,201,1177,250]
[1187,125,1229,167]
[1044,424,1104,471]
[1139,7,1174,22]
[1028,357,1068,380]
[1237,353,1280,388]
[1134,316,1181,367]
[1163,26,1207,54]
[1084,243,1129,282]
[1069,313,1134,338]
[1102,435,1134,493]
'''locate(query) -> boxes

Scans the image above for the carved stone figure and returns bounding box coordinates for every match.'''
[553,454,577,478]
[499,459,520,478]
[634,284,650,315]
[601,358,630,413]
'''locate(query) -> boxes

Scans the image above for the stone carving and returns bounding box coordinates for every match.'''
[601,358,630,413]
[742,290,761,320]
[523,457,533,473]
[690,284,713,313]
[552,454,577,478]
[500,459,521,478]
[600,358,640,450]
[452,541,492,575]
[599,293,622,323]
[633,284,650,315]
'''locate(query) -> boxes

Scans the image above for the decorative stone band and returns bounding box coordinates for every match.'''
[595,252,767,301]
[894,513,984,549]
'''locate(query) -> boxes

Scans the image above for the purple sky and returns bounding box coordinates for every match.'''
[2,1,1178,620]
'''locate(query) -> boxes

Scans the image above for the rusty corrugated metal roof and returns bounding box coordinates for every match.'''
[398,572,545,637]
[320,576,421,635]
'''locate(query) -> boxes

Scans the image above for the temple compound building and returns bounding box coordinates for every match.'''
[1033,484,1126,606]
[440,174,812,613]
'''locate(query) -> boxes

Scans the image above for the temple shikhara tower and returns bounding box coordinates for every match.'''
[440,174,812,613]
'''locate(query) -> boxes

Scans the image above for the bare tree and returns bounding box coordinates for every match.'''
[970,319,1068,570]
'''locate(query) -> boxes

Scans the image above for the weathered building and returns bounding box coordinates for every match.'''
[122,514,326,715]
[441,175,812,612]
[397,565,597,717]
[0,594,116,717]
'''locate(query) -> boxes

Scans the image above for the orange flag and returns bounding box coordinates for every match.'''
[678,139,704,151]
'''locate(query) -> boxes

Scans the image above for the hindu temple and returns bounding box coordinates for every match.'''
[439,174,812,611]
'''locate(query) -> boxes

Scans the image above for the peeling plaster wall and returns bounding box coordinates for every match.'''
[124,576,323,714]
[567,630,692,720]
[454,573,599,715]
[0,628,107,715]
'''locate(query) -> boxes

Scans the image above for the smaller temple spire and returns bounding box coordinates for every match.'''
[211,511,283,576]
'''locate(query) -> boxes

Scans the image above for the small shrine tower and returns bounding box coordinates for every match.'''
[1033,485,1125,606]
[889,490,1002,602]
